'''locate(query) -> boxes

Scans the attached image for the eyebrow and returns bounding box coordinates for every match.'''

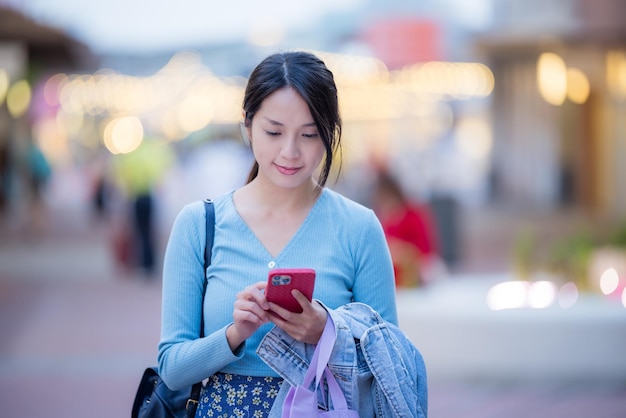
[263,117,316,128]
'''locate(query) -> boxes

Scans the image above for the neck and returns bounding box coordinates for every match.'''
[243,178,321,211]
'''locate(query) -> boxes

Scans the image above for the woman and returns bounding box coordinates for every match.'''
[158,51,397,417]
[372,169,441,287]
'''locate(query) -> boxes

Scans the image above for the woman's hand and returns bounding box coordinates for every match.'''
[226,281,271,351]
[268,290,327,344]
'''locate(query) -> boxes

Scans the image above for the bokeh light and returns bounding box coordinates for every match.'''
[600,268,620,295]
[606,50,626,99]
[537,52,567,106]
[43,73,67,107]
[103,116,144,154]
[0,69,9,105]
[528,280,556,309]
[566,67,590,104]
[32,116,69,165]
[6,79,32,118]
[45,50,494,156]
[455,117,492,160]
[486,281,530,310]
[487,280,561,310]
[557,282,579,308]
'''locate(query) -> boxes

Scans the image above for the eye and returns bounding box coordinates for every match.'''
[265,130,280,136]
[302,133,319,139]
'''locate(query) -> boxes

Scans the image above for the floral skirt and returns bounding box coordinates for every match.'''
[195,373,284,418]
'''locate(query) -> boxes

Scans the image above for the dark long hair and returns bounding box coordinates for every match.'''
[243,51,342,187]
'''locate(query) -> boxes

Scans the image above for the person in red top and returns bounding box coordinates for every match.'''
[372,169,443,287]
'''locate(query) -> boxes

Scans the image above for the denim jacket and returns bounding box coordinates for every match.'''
[257,302,428,418]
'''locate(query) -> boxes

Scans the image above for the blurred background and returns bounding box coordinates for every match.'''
[1,0,625,417]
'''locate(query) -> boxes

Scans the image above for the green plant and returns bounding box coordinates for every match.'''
[609,219,626,248]
[513,228,535,280]
[546,232,595,290]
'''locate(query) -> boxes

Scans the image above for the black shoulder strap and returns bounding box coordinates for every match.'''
[200,198,215,339]
[188,199,215,414]
[203,198,215,273]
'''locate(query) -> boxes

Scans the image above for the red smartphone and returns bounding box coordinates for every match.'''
[266,268,316,314]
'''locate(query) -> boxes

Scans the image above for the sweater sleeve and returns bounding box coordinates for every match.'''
[351,208,399,325]
[157,202,243,390]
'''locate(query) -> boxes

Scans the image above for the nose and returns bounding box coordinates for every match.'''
[280,136,300,160]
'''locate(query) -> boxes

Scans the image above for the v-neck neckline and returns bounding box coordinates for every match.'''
[228,188,326,261]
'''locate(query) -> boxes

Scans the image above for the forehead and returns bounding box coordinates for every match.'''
[256,87,314,124]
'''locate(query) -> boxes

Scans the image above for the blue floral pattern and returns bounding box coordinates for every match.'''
[196,373,283,418]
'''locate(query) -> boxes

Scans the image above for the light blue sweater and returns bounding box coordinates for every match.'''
[158,188,398,390]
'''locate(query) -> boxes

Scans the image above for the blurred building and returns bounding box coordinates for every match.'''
[0,5,93,215]
[0,5,91,72]
[474,0,626,220]
[2,0,626,230]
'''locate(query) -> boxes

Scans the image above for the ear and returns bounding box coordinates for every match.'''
[241,110,253,145]
[239,121,251,146]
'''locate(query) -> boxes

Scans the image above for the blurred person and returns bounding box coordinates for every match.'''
[12,117,52,237]
[91,153,132,274]
[88,151,116,221]
[0,130,10,216]
[92,172,112,219]
[158,51,399,417]
[114,138,173,277]
[372,169,445,287]
[25,138,51,225]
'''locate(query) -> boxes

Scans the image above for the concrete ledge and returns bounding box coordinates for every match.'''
[397,274,626,384]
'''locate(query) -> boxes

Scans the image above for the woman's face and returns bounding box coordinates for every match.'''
[247,87,325,190]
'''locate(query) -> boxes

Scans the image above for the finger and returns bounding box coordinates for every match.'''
[267,302,293,322]
[268,310,304,339]
[234,298,270,320]
[233,305,271,332]
[233,309,266,325]
[252,281,269,309]
[290,289,313,312]
[237,283,269,310]
[268,310,316,343]
[253,281,267,291]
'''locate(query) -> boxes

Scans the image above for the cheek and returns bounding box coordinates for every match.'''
[248,128,264,155]
[310,142,326,165]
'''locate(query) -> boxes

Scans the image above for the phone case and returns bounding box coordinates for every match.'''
[266,268,316,313]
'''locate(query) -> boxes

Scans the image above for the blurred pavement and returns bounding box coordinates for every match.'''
[1,203,625,418]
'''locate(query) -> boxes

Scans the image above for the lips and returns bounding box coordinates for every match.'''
[275,164,301,175]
